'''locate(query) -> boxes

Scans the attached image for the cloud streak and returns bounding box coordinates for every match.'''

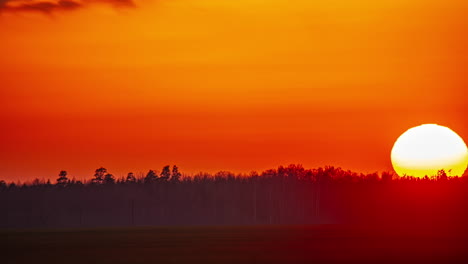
[0,0,135,14]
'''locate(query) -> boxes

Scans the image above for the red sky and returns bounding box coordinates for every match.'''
[1,0,467,182]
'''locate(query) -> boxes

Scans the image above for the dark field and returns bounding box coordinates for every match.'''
[2,225,468,264]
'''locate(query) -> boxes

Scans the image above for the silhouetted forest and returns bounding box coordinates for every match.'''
[1,165,467,228]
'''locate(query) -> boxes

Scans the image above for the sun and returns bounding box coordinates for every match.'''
[391,124,468,178]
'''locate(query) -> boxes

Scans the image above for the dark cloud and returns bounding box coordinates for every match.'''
[0,0,135,14]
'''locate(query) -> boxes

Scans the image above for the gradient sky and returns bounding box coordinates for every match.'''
[1,0,467,182]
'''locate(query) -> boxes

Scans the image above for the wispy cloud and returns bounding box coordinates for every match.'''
[0,0,135,14]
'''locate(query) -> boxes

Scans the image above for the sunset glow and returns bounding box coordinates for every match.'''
[1,0,467,181]
[3,2,468,261]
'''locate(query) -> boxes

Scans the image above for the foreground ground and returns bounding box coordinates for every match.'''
[2,225,468,263]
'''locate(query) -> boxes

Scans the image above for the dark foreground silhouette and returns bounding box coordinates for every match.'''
[3,225,468,264]
[1,165,467,228]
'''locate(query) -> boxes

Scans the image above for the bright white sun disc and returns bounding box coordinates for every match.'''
[391,124,468,177]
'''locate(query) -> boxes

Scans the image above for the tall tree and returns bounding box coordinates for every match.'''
[56,170,69,186]
[104,173,115,184]
[92,167,107,184]
[126,172,136,183]
[171,165,181,182]
[160,165,171,181]
[144,170,158,183]
[0,180,6,189]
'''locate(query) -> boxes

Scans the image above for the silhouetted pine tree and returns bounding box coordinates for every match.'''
[144,170,158,183]
[0,180,6,190]
[171,166,181,182]
[104,173,115,184]
[56,170,69,186]
[126,172,136,183]
[92,167,107,184]
[160,165,171,181]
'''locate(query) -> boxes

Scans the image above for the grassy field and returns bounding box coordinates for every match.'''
[2,225,467,263]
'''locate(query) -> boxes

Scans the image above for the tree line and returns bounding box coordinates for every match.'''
[0,165,183,188]
[0,164,460,189]
[1,165,467,229]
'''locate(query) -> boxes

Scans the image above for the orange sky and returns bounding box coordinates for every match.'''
[1,0,467,181]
